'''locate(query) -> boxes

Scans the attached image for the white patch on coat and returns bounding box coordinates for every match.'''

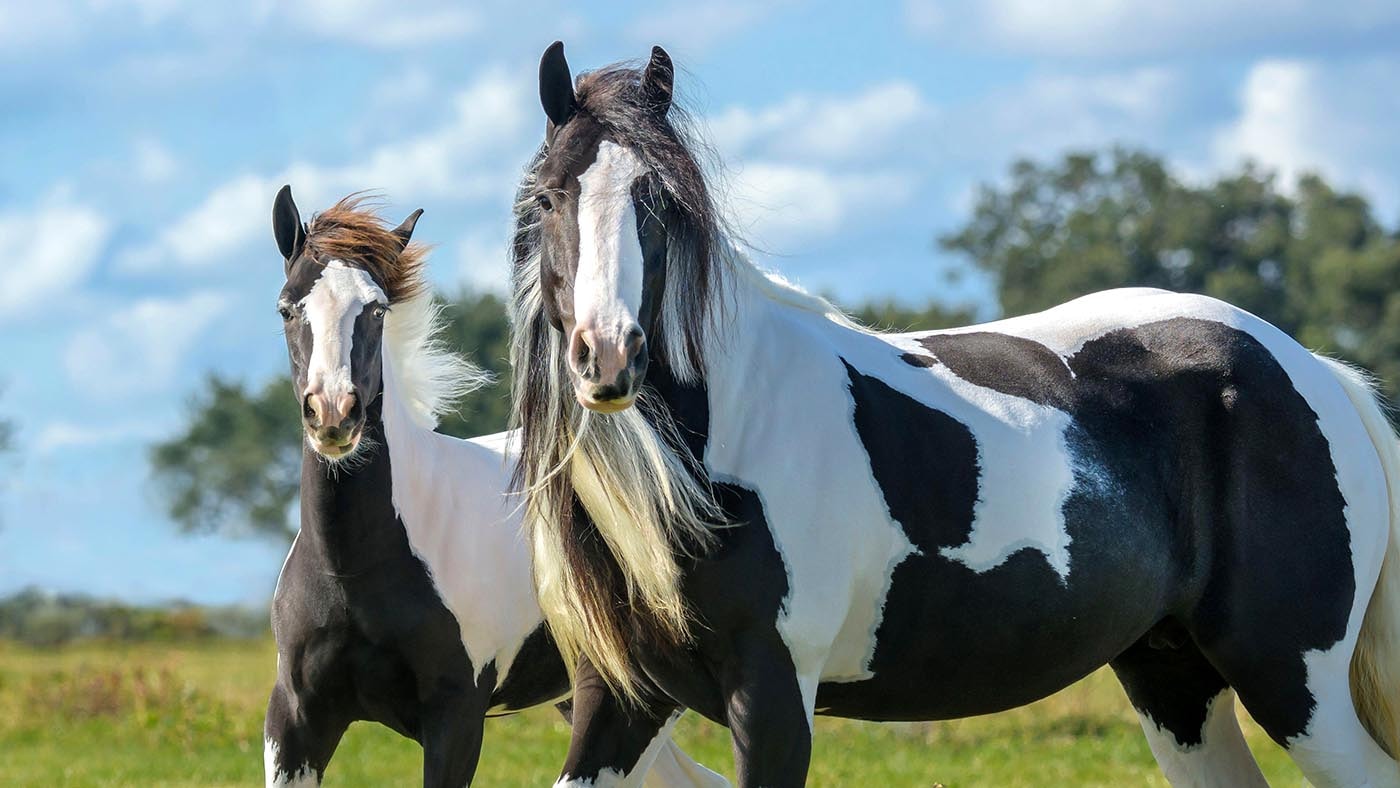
[377,305,541,686]
[264,738,318,787]
[1135,691,1268,787]
[882,339,1079,579]
[574,141,646,341]
[300,259,385,405]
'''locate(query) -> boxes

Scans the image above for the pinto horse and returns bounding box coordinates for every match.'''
[262,187,725,787]
[510,43,1400,787]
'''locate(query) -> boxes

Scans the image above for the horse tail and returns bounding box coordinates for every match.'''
[1318,354,1400,757]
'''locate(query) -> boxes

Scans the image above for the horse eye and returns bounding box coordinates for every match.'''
[278,305,293,321]
[536,193,554,212]
[373,305,386,319]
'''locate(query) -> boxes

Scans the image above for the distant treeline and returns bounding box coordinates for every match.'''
[0,587,267,647]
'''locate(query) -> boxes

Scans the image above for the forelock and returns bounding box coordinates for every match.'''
[304,194,427,304]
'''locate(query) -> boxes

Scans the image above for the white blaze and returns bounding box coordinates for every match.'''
[300,259,385,403]
[574,141,646,340]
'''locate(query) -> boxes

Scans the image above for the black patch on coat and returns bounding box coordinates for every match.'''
[1110,623,1227,748]
[833,317,1355,745]
[489,624,568,713]
[900,352,937,368]
[916,332,1075,410]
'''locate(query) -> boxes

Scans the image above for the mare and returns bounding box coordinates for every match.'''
[510,42,1400,787]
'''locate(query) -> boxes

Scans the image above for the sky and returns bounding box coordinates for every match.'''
[1,0,1398,606]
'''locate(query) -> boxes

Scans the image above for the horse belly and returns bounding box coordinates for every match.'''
[812,533,1171,720]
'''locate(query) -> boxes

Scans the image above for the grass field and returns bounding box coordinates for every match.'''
[0,639,1304,786]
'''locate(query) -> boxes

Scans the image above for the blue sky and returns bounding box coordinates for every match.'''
[2,0,1398,606]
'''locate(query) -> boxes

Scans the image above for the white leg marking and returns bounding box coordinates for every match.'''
[1136,691,1267,788]
[643,712,731,788]
[1285,652,1399,787]
[555,712,729,788]
[264,737,319,787]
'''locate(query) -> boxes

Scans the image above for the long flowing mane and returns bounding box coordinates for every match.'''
[308,196,487,428]
[509,64,855,698]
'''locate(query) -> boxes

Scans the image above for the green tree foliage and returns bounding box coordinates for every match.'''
[941,148,1400,395]
[434,291,513,438]
[0,587,266,646]
[848,299,975,333]
[150,375,302,541]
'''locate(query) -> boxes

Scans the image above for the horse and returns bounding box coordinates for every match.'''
[507,42,1400,787]
[262,186,727,787]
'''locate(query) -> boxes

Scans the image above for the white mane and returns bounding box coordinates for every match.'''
[716,239,867,334]
[382,291,491,430]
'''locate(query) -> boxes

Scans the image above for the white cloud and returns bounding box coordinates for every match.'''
[1213,57,1400,218]
[628,1,782,53]
[123,69,533,271]
[275,0,479,48]
[133,138,178,183]
[904,0,1400,57]
[1,0,484,57]
[709,82,934,163]
[0,199,111,320]
[703,69,1180,250]
[35,420,167,455]
[725,164,915,249]
[950,67,1182,164]
[64,291,230,395]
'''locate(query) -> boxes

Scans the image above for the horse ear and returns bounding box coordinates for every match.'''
[391,208,424,251]
[640,46,674,117]
[273,184,306,265]
[539,40,577,129]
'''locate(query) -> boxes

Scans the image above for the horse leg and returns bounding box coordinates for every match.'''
[554,656,724,787]
[1212,640,1398,788]
[555,697,728,788]
[420,690,486,788]
[1110,631,1265,787]
[642,718,731,788]
[720,632,813,788]
[264,680,351,787]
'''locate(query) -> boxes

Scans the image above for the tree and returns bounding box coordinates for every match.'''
[151,375,303,541]
[150,290,511,543]
[941,148,1400,398]
[848,299,975,333]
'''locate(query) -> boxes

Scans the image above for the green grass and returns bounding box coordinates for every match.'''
[0,639,1303,786]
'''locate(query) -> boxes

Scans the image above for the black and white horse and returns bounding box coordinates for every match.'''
[510,43,1400,787]
[263,187,725,787]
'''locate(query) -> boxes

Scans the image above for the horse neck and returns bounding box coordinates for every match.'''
[377,345,520,571]
[699,250,852,388]
[295,403,402,576]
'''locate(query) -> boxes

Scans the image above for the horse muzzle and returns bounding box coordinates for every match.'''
[569,324,647,413]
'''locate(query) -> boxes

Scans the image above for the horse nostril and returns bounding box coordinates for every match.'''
[623,325,646,363]
[346,396,362,422]
[571,330,598,380]
[302,393,318,424]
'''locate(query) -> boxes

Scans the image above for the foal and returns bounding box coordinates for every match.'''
[263,187,724,787]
